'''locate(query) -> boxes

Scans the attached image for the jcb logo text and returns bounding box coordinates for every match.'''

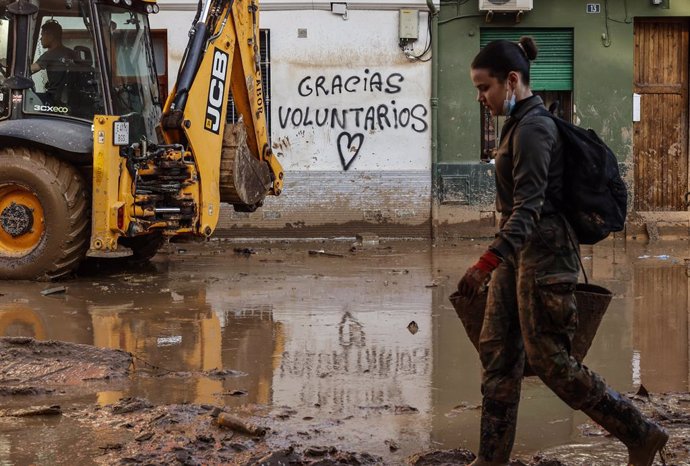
[205,49,229,134]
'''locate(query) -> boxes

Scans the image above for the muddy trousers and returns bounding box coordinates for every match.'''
[477,216,609,462]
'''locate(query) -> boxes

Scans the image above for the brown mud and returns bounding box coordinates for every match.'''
[0,239,689,465]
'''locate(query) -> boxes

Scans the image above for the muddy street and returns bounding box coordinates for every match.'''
[1,238,689,465]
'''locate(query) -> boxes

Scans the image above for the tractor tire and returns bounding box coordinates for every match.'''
[119,232,166,263]
[0,147,90,280]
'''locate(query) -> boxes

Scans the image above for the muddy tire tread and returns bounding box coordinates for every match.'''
[0,147,90,280]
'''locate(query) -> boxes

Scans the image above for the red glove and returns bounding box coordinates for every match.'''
[457,250,502,298]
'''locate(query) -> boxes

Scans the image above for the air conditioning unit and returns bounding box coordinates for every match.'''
[479,0,533,11]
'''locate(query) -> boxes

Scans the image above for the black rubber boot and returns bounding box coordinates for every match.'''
[583,388,668,466]
[469,398,518,466]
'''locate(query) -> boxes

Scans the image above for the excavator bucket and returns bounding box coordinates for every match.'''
[219,121,272,212]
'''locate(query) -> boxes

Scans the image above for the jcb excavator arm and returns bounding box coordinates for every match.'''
[88,0,282,255]
[160,0,283,231]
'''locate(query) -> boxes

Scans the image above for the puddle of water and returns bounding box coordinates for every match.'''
[0,240,688,464]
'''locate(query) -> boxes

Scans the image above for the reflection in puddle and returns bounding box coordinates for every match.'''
[0,241,689,463]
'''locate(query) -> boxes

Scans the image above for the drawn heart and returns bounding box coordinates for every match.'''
[337,132,364,171]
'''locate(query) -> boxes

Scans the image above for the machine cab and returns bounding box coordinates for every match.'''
[0,0,162,143]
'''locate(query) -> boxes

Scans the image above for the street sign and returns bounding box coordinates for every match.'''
[587,3,601,13]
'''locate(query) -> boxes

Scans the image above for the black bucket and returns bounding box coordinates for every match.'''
[449,282,612,377]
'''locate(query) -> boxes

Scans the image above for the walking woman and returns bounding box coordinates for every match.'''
[458,37,668,466]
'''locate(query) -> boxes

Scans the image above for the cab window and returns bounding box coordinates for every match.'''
[24,14,103,119]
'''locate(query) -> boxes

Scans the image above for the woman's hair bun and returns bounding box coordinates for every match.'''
[518,36,538,61]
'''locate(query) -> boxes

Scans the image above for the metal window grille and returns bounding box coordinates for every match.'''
[226,29,270,134]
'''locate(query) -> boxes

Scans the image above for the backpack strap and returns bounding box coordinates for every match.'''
[506,106,554,157]
[508,107,590,284]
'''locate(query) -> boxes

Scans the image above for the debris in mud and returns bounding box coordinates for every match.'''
[110,397,153,415]
[394,404,419,414]
[636,383,650,399]
[251,447,299,464]
[577,422,608,437]
[407,321,419,335]
[0,337,132,391]
[98,443,123,452]
[224,389,248,397]
[134,432,154,442]
[0,385,55,396]
[40,286,67,296]
[275,408,297,420]
[426,276,447,288]
[408,448,475,465]
[249,446,381,465]
[234,247,257,255]
[408,449,569,466]
[351,233,380,251]
[445,402,481,417]
[156,335,182,347]
[527,457,568,466]
[1,404,62,417]
[304,445,336,456]
[645,222,660,242]
[385,439,400,451]
[204,368,245,379]
[216,412,268,436]
[308,249,344,258]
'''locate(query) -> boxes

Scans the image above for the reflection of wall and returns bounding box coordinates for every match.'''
[633,264,689,392]
[277,310,431,411]
[268,276,433,451]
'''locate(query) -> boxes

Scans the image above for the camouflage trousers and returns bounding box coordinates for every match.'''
[477,215,607,461]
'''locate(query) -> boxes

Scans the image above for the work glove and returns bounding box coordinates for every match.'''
[457,250,502,298]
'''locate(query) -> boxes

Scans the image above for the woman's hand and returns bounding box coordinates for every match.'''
[457,250,502,298]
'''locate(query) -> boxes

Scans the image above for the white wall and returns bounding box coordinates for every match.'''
[151,1,434,237]
[264,9,431,172]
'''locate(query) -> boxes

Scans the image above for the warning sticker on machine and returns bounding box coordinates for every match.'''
[113,121,130,146]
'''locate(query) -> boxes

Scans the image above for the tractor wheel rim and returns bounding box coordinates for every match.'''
[0,185,45,255]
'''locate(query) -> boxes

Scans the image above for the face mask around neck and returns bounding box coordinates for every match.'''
[503,88,516,116]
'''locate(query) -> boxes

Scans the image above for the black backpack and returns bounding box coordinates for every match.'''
[517,108,628,245]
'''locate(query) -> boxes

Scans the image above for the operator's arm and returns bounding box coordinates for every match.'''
[489,116,557,258]
[31,51,49,74]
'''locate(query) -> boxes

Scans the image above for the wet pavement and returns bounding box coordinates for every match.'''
[0,237,689,465]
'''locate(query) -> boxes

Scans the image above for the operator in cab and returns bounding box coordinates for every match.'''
[30,20,78,105]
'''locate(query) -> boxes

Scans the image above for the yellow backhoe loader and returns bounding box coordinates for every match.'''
[0,0,282,280]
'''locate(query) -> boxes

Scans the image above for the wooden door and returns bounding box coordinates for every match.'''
[634,19,689,211]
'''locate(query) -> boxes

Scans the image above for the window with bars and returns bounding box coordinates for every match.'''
[226,29,271,134]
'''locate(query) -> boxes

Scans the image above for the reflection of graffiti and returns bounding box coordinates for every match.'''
[279,346,430,378]
[280,69,429,170]
[337,133,364,171]
[338,311,366,347]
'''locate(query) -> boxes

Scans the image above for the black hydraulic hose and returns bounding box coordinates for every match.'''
[170,21,209,112]
[191,0,203,26]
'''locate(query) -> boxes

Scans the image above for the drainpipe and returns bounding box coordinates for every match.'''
[427,0,439,243]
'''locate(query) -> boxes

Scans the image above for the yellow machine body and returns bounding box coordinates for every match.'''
[88,0,283,255]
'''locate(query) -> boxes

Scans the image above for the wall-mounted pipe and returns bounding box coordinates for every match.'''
[426,0,439,242]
